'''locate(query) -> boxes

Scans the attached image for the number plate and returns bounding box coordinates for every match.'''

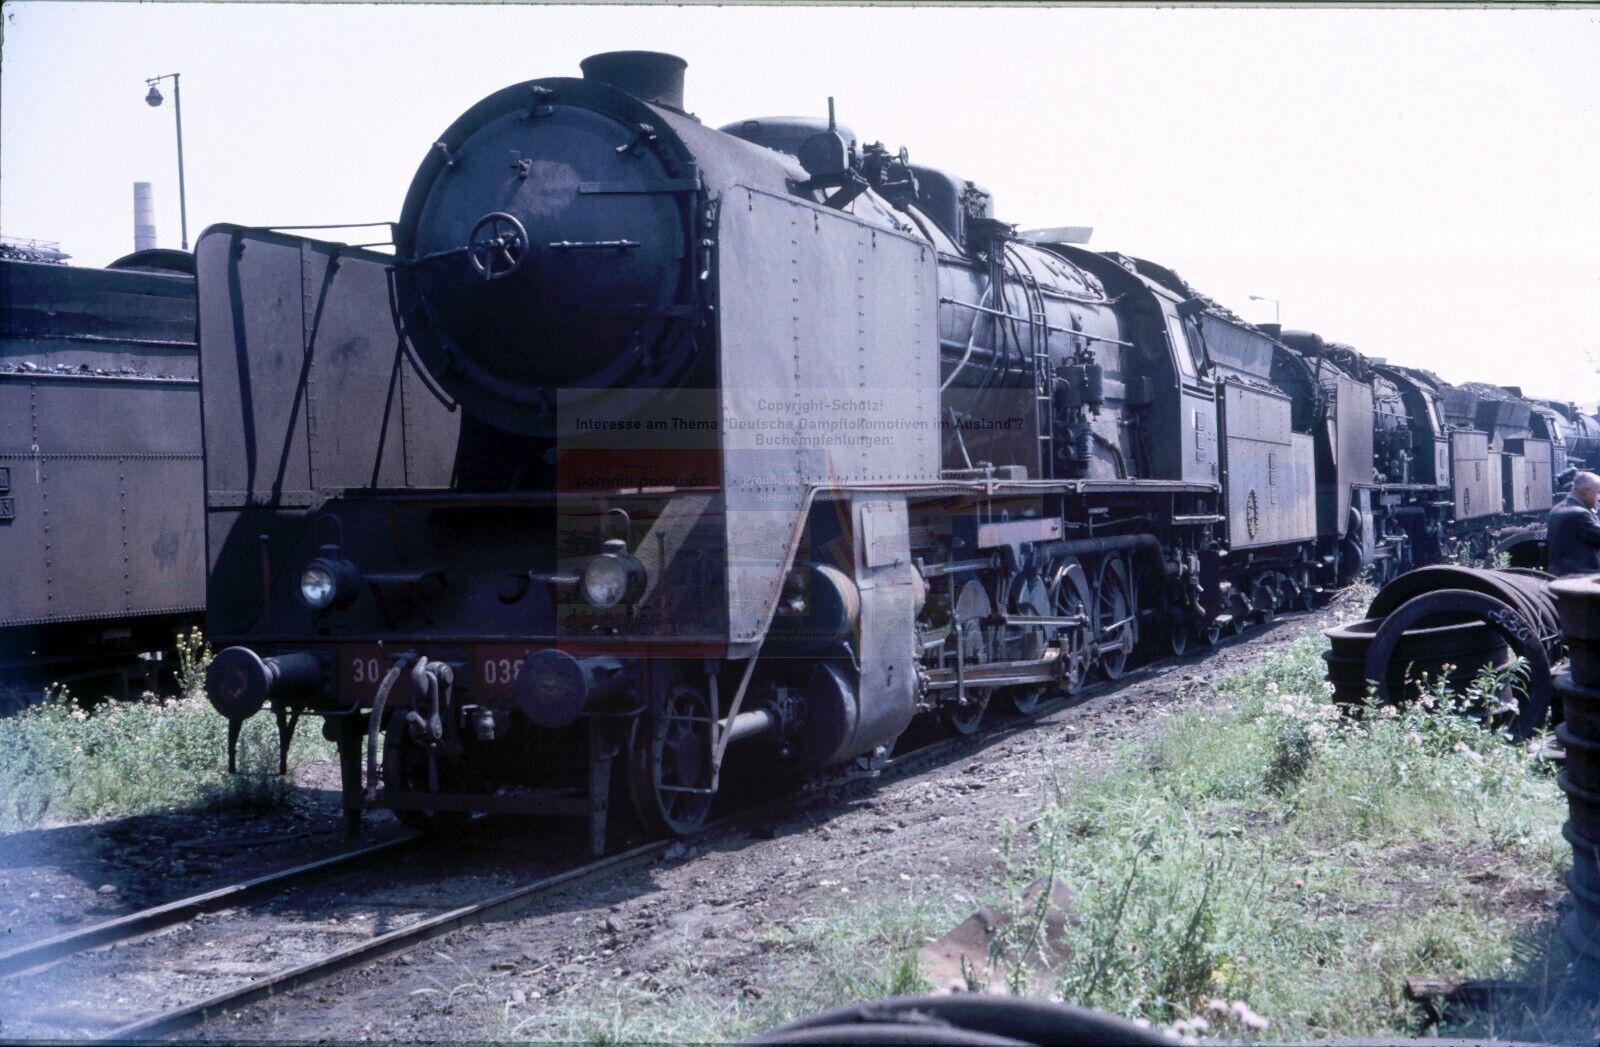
[338,645,391,702]
[336,644,541,705]
[472,645,538,702]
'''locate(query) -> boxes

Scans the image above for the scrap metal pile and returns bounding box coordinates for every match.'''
[1324,566,1563,737]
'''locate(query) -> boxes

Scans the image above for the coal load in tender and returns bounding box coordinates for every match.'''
[1551,575,1600,983]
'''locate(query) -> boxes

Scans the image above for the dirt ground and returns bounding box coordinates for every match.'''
[145,610,1341,1043]
[1,769,419,956]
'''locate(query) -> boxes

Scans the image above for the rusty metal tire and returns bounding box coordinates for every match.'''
[1556,672,1600,741]
[1565,822,1600,897]
[1553,575,1600,642]
[1363,589,1551,738]
[1324,614,1513,706]
[1368,567,1560,645]
[1566,637,1600,691]
[1561,770,1600,842]
[1553,576,1600,689]
[1558,724,1600,793]
[1566,873,1600,949]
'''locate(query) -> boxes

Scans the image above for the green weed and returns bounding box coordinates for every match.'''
[0,638,327,831]
[1008,638,1571,1039]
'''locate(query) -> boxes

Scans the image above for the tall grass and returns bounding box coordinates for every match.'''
[0,630,328,831]
[1003,635,1573,1039]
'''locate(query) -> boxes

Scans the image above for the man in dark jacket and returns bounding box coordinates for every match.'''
[1548,471,1600,576]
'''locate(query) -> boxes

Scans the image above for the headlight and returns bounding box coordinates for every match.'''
[300,563,338,609]
[580,552,645,608]
[298,547,360,610]
[580,554,629,608]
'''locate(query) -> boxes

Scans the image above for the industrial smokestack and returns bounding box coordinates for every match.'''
[133,182,157,252]
[579,51,687,112]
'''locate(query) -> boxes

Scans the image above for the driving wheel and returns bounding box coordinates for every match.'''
[942,579,994,735]
[1046,557,1093,694]
[1094,556,1135,680]
[1004,572,1050,716]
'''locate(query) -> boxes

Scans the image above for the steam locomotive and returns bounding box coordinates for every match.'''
[197,52,1593,848]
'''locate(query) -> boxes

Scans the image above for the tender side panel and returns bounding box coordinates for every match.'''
[716,186,939,645]
[1451,430,1498,520]
[1506,438,1553,513]
[1221,382,1315,550]
[0,376,202,626]
[1332,373,1374,537]
[1504,454,1531,514]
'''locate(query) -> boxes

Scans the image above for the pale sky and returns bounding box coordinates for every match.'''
[2,3,1597,404]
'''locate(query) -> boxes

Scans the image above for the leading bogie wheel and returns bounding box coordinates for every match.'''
[627,682,715,837]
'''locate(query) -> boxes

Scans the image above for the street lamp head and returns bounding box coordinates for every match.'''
[145,84,164,107]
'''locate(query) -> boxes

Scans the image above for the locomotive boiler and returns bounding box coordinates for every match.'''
[196,52,1402,847]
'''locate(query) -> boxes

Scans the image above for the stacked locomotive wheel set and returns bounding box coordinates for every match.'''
[1324,565,1564,739]
[1552,577,1600,983]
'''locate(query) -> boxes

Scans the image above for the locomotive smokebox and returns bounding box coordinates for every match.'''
[395,57,704,436]
[579,51,687,111]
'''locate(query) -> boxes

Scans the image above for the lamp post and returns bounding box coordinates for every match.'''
[144,73,188,250]
[1248,294,1280,327]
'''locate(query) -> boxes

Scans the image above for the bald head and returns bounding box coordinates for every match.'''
[1575,471,1600,509]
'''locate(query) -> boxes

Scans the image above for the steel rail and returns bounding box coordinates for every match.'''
[99,838,674,1041]
[76,606,1310,1041]
[0,832,422,979]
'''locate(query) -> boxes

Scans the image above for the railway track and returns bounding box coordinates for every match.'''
[0,611,1316,1041]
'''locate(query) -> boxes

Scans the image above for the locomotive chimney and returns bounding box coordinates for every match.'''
[579,51,687,112]
[133,181,157,252]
